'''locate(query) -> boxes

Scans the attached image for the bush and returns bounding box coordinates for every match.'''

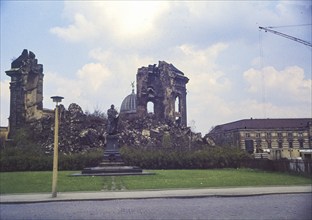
[0,154,53,172]
[120,146,252,169]
[0,148,104,172]
[59,149,103,170]
[0,126,104,171]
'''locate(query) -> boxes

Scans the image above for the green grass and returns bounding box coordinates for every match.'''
[0,171,103,194]
[119,169,312,190]
[0,169,311,194]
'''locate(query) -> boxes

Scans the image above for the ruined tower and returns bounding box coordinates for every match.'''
[136,61,189,126]
[6,49,44,136]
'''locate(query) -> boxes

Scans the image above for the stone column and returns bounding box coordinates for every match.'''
[180,88,188,127]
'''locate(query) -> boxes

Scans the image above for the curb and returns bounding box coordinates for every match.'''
[1,186,311,204]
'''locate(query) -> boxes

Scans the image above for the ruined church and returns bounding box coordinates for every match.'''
[5,50,190,145]
[120,61,189,127]
[5,49,51,138]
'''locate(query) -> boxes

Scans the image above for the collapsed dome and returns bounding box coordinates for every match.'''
[120,89,137,114]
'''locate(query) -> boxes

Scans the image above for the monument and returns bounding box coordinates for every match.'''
[80,105,151,176]
[103,104,122,162]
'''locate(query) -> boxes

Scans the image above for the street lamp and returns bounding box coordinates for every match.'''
[51,96,64,198]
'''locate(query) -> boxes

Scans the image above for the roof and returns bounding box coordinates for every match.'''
[210,118,312,134]
[120,90,137,114]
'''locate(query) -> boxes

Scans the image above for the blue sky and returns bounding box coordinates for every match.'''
[1,1,311,134]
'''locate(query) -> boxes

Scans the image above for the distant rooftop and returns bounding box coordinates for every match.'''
[210,118,312,133]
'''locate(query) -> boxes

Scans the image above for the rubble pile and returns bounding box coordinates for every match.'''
[30,103,106,154]
[118,114,204,150]
[28,103,204,155]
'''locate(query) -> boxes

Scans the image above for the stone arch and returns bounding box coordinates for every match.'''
[147,101,155,114]
[175,95,181,113]
[174,95,182,125]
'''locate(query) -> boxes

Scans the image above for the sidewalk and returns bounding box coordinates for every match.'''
[1,185,311,204]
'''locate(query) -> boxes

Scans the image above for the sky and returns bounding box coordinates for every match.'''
[1,1,311,135]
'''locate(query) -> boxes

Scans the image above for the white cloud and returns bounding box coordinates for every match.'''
[244,66,312,103]
[50,1,169,45]
[43,49,156,114]
[169,43,231,94]
[50,13,98,42]
[43,72,83,110]
[77,62,111,91]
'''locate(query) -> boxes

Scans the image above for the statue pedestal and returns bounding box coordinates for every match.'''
[79,135,153,176]
[103,135,122,162]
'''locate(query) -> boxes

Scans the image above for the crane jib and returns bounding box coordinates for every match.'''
[259,26,312,47]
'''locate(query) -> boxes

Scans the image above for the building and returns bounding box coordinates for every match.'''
[208,118,312,160]
[120,61,189,127]
[120,84,137,115]
[5,50,44,138]
[5,50,55,138]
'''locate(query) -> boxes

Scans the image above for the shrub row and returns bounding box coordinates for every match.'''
[120,146,252,169]
[0,148,103,172]
[1,145,252,171]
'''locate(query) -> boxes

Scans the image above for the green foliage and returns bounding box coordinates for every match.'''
[0,147,104,172]
[120,146,252,169]
[5,127,44,155]
[59,149,104,170]
[0,124,104,172]
[0,154,52,172]
[162,132,172,148]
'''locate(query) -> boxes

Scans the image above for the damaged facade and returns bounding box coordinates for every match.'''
[121,61,189,127]
[5,49,49,138]
[4,51,201,153]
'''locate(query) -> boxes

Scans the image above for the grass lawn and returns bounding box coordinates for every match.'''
[0,169,311,194]
[117,169,312,190]
[0,171,103,194]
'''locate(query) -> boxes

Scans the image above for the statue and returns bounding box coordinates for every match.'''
[131,81,135,91]
[107,104,119,135]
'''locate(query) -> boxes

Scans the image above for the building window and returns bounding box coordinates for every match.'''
[299,140,304,148]
[277,132,283,138]
[267,140,272,148]
[256,139,261,147]
[288,132,293,138]
[288,141,293,148]
[245,133,250,138]
[256,133,261,138]
[298,132,303,137]
[245,140,254,154]
[175,96,181,113]
[278,141,283,148]
[147,101,154,114]
[266,132,271,138]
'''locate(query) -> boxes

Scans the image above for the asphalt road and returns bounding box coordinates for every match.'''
[1,193,311,220]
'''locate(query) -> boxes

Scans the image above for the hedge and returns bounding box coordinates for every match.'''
[0,148,103,172]
[1,145,253,171]
[120,146,252,169]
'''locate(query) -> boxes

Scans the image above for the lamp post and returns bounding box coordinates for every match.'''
[51,96,64,198]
